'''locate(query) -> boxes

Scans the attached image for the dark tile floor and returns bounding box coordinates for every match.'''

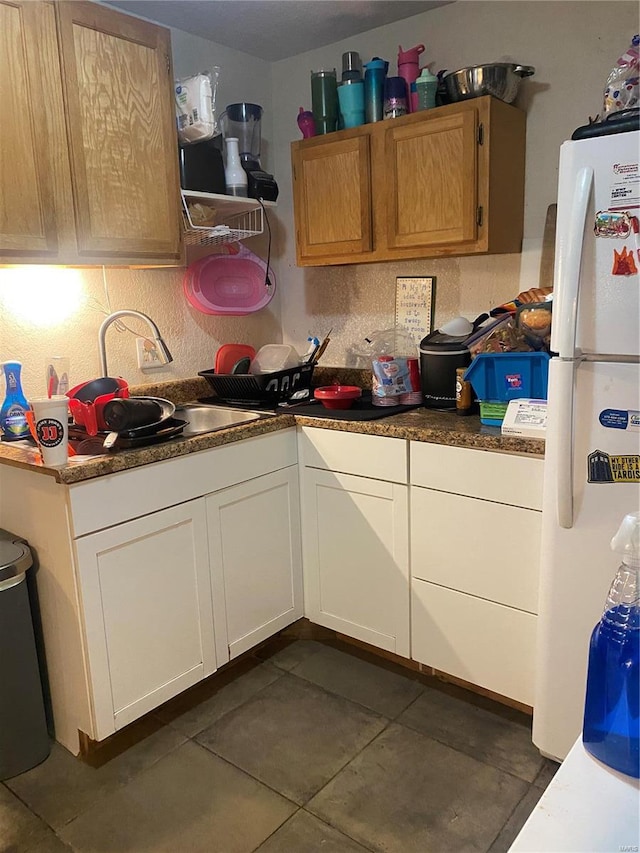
[2,639,558,853]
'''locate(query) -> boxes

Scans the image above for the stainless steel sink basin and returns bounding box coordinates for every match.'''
[175,404,264,436]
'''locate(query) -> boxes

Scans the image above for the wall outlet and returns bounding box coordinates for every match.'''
[136,337,165,372]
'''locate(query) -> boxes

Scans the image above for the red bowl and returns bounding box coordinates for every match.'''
[314,385,362,410]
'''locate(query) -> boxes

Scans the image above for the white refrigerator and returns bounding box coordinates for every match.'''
[533,128,640,762]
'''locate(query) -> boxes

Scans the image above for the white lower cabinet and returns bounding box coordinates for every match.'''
[206,467,303,663]
[411,579,537,705]
[299,428,410,657]
[8,429,302,751]
[0,424,545,751]
[75,500,216,740]
[73,452,303,741]
[409,441,544,705]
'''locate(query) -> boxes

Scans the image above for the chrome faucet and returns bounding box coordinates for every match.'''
[98,310,173,377]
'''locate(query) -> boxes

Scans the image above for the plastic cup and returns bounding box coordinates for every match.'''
[311,70,338,134]
[45,357,70,396]
[30,396,69,466]
[337,81,365,128]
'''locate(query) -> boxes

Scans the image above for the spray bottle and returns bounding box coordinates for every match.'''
[0,362,30,441]
[583,511,640,778]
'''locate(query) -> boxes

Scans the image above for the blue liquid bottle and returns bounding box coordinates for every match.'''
[0,361,30,441]
[583,511,640,778]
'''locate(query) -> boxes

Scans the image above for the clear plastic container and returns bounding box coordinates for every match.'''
[583,511,640,778]
[366,327,421,406]
[250,345,300,374]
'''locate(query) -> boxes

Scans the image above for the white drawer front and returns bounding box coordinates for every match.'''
[410,486,540,613]
[70,429,298,537]
[412,578,536,706]
[410,442,543,509]
[299,426,407,483]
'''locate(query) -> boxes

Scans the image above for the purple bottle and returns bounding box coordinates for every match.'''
[383,77,408,120]
[297,107,316,139]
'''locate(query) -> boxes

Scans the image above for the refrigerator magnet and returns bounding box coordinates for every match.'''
[612,246,638,275]
[588,449,640,483]
[594,210,631,238]
[599,409,640,430]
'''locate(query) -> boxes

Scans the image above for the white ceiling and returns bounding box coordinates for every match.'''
[104,1,451,62]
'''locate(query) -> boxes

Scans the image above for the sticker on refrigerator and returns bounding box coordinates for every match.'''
[611,246,638,275]
[593,210,638,238]
[599,409,640,430]
[588,449,640,483]
[608,161,640,211]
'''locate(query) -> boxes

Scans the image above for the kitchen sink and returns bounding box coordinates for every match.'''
[174,403,267,436]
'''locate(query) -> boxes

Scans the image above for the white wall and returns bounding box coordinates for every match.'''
[271,1,639,364]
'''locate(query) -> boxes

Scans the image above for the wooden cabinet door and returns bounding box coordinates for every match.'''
[292,134,372,261]
[0,1,71,259]
[207,467,303,664]
[301,467,409,656]
[384,109,478,249]
[55,1,182,263]
[75,500,216,740]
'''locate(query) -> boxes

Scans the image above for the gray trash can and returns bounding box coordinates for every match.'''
[0,529,50,779]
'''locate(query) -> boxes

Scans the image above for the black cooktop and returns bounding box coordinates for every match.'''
[199,392,422,421]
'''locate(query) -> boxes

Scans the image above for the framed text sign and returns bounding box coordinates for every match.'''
[394,276,435,346]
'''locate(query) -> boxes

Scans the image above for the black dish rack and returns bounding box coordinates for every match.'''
[198,363,315,405]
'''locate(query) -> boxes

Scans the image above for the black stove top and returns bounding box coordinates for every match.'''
[198,392,422,421]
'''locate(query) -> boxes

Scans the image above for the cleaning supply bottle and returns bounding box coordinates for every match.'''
[583,511,640,778]
[0,361,30,441]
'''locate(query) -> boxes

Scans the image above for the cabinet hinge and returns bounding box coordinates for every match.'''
[166,54,171,75]
[477,123,484,145]
[477,206,484,227]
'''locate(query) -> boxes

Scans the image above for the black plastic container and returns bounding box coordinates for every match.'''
[179,137,226,194]
[419,331,471,409]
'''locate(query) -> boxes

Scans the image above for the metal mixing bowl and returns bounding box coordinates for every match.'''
[443,63,535,104]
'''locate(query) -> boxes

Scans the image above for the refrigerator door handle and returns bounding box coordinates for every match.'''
[555,358,576,529]
[556,166,594,360]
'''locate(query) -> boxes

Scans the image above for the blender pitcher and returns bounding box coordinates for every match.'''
[219,102,278,201]
[220,103,263,167]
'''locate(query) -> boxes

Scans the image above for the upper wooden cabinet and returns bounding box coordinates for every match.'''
[291,96,526,266]
[0,1,182,266]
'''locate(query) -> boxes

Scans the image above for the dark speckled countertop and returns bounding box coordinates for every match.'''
[0,372,544,484]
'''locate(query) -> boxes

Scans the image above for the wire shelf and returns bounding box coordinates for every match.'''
[181,191,265,247]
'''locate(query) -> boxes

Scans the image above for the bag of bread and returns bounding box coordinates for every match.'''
[517,302,552,351]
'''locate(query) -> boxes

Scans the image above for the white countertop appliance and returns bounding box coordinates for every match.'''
[533,125,640,762]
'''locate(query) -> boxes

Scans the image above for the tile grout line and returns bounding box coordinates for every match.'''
[394,713,543,786]
[485,781,538,853]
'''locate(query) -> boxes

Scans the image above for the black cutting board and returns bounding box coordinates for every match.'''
[280,392,421,421]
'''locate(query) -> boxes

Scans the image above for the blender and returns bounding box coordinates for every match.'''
[220,103,278,201]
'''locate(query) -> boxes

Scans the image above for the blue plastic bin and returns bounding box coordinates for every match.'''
[464,352,550,425]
